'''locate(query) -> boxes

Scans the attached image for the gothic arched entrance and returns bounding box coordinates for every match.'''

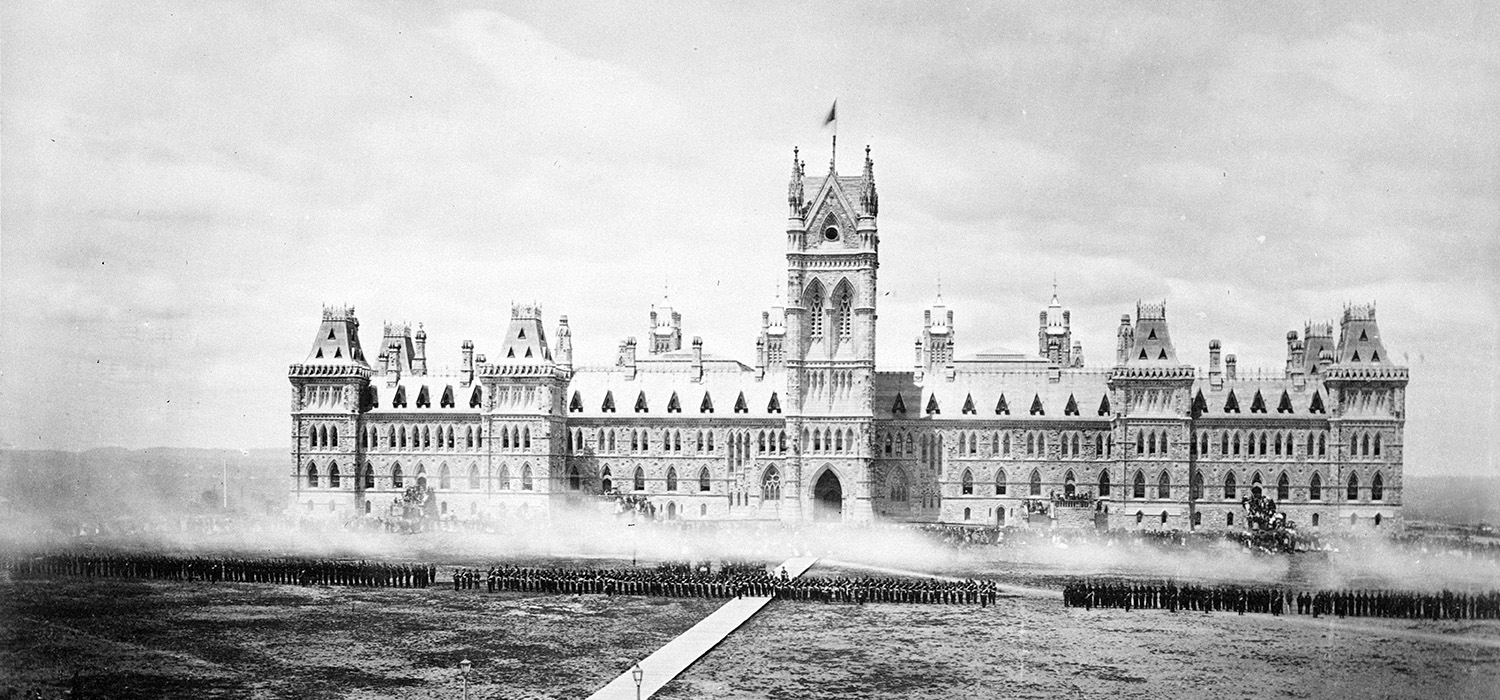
[813,468,843,521]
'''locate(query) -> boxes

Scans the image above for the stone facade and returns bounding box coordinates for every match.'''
[289,147,1407,533]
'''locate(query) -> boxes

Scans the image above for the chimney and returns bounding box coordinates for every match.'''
[461,340,474,386]
[1209,339,1223,389]
[412,326,427,375]
[691,337,704,383]
[913,337,925,383]
[623,337,637,380]
[385,340,402,385]
[555,316,573,373]
[755,337,766,380]
[1115,314,1133,365]
[944,338,956,381]
[1225,353,1237,381]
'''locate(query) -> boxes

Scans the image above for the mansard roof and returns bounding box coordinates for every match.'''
[564,365,783,419]
[875,369,1112,421]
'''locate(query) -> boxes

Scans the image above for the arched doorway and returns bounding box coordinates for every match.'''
[813,469,843,521]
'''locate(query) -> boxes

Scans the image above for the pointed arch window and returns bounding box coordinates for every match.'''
[632,466,645,492]
[1157,471,1171,499]
[1309,472,1322,500]
[1029,469,1042,496]
[995,469,1007,495]
[496,464,510,491]
[961,469,974,495]
[666,467,678,492]
[362,463,375,489]
[521,464,534,491]
[307,463,320,487]
[834,281,854,338]
[1318,432,1327,456]
[889,468,909,502]
[1133,471,1146,499]
[469,464,481,490]
[1346,472,1359,501]
[1190,471,1203,500]
[667,392,681,413]
[1277,472,1290,500]
[761,466,782,501]
[328,463,341,488]
[806,281,826,338]
[1374,433,1382,457]
[599,466,612,492]
[392,464,405,489]
[566,464,581,491]
[699,467,711,492]
[1371,472,1384,501]
[439,463,451,490]
[1223,472,1237,499]
[1098,471,1111,497]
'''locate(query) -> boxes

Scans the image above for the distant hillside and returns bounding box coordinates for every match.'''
[1404,475,1500,526]
[0,447,287,523]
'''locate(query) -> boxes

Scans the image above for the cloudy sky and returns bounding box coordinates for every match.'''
[2,1,1495,475]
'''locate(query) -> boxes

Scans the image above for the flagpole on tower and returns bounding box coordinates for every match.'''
[823,100,838,170]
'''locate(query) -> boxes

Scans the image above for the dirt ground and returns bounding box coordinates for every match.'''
[0,576,717,699]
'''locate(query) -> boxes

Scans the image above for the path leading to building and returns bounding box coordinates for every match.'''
[586,556,818,700]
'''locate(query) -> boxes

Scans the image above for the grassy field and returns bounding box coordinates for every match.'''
[4,558,1499,699]
[0,576,718,699]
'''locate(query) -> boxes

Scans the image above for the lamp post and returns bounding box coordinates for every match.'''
[631,662,643,700]
[459,659,471,700]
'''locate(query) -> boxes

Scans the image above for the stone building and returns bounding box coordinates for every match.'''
[289,146,1407,532]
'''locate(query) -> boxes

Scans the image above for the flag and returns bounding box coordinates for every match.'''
[823,100,837,127]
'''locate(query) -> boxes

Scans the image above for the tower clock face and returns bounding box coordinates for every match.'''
[824,226,839,242]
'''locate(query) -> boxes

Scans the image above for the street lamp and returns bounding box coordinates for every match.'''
[459,659,471,700]
[631,662,643,700]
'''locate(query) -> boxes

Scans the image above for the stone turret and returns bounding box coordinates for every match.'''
[555,316,573,373]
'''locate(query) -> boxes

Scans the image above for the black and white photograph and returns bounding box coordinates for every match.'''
[2,2,1497,698]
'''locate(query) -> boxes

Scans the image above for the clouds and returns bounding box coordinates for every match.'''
[1,2,1495,475]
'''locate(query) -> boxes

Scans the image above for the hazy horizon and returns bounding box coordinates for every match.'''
[2,2,1495,477]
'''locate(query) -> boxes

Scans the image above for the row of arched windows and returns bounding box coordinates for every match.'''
[364,423,483,452]
[803,278,855,341]
[885,429,1115,461]
[1133,429,1170,456]
[1348,430,1384,459]
[305,461,536,492]
[1199,429,1329,459]
[599,464,715,494]
[308,423,339,450]
[806,427,857,454]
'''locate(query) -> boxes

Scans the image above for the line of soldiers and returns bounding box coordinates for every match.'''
[2,554,437,588]
[474,564,1000,605]
[1062,578,1500,620]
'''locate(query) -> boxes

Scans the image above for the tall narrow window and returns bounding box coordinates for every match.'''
[1277,472,1290,501]
[1309,472,1322,500]
[961,469,974,495]
[1133,471,1146,499]
[1030,469,1042,496]
[1224,472,1237,499]
[307,462,319,487]
[699,467,711,492]
[995,469,1007,495]
[762,466,782,501]
[1371,472,1384,501]
[666,467,678,492]
[392,464,404,488]
[633,467,646,492]
[521,464,534,491]
[364,463,375,489]
[469,464,481,490]
[1157,471,1171,499]
[835,282,853,338]
[806,281,825,338]
[1347,473,1359,501]
[438,464,451,490]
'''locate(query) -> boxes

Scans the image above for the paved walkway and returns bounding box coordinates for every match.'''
[586,556,818,700]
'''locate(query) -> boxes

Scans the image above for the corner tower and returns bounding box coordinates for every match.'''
[781,144,880,522]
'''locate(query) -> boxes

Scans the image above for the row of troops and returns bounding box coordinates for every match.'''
[1062,579,1500,620]
[3,554,438,588]
[470,564,1002,605]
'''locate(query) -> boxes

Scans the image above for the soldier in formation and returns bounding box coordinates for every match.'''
[3,554,437,589]
[1062,578,1500,621]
